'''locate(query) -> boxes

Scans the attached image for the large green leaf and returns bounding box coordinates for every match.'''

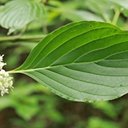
[0,0,44,34]
[12,21,128,102]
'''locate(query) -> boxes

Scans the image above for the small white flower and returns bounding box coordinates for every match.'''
[0,55,6,70]
[0,55,4,62]
[0,62,6,70]
[0,55,13,96]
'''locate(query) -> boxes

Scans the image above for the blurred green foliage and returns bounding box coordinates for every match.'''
[0,0,128,128]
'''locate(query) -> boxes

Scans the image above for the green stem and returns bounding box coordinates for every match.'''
[0,34,46,42]
[112,8,120,25]
[42,23,48,34]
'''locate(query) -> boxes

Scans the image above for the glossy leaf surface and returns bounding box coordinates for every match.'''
[15,21,128,102]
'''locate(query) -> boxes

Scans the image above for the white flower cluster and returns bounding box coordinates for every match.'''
[0,55,13,96]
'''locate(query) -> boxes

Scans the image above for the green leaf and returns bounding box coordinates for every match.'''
[62,10,104,22]
[13,21,128,102]
[84,0,113,22]
[87,117,120,128]
[0,0,44,34]
[109,0,128,9]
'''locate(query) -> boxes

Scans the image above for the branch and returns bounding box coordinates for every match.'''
[112,7,120,25]
[0,34,46,42]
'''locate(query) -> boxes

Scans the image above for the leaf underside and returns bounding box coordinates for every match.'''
[0,0,44,34]
[16,21,128,102]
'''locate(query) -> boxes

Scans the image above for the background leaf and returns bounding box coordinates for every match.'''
[109,0,128,16]
[62,10,104,22]
[0,0,44,34]
[84,0,113,22]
